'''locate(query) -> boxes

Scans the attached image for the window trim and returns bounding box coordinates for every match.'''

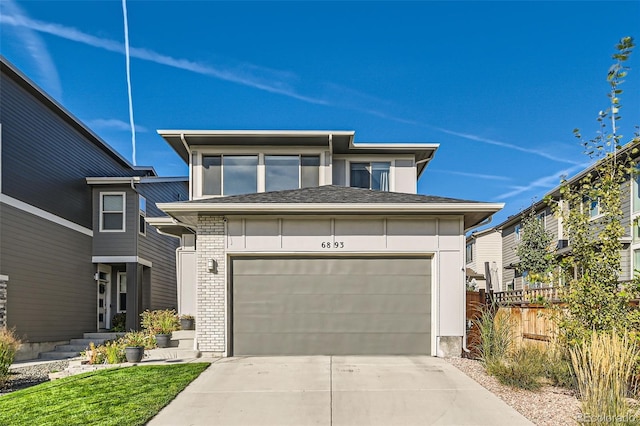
[348,160,391,191]
[514,223,521,241]
[99,192,126,233]
[465,242,473,263]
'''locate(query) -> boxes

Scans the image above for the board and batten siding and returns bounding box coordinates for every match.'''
[0,71,139,229]
[200,215,466,357]
[137,181,187,309]
[0,203,94,342]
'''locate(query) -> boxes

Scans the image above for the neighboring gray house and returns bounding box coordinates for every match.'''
[493,141,639,292]
[150,130,503,357]
[0,57,187,359]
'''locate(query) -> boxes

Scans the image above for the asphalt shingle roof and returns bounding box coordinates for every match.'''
[185,185,487,204]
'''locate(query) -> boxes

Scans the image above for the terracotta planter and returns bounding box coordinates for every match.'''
[125,346,144,363]
[155,333,171,348]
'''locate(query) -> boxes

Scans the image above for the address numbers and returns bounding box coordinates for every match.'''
[321,241,345,249]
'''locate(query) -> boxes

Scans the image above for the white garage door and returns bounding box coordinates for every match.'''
[231,256,432,355]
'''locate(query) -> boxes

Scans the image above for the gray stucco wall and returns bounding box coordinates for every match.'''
[0,203,95,342]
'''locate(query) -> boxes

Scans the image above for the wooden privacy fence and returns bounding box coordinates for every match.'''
[465,288,561,356]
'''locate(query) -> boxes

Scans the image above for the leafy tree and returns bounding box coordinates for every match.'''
[515,209,555,286]
[551,36,640,343]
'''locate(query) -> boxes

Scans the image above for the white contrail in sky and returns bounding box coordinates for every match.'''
[1,11,580,167]
[121,0,136,166]
[1,0,61,99]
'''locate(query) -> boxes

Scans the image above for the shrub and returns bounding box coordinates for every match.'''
[121,331,154,349]
[543,338,576,389]
[0,328,21,386]
[487,344,546,391]
[111,313,126,332]
[474,304,514,366]
[570,331,639,423]
[103,341,126,364]
[141,309,179,335]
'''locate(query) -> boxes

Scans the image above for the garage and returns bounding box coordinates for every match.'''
[231,256,432,356]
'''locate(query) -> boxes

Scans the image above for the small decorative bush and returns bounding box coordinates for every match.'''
[487,345,546,391]
[141,309,180,335]
[0,328,21,386]
[121,331,154,349]
[111,313,126,332]
[473,304,514,366]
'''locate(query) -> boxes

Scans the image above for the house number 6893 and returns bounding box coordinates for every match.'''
[321,241,344,248]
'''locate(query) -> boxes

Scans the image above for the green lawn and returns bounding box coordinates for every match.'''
[0,363,210,426]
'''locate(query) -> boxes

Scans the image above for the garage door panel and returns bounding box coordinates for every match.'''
[232,257,432,356]
[234,294,431,315]
[233,257,430,277]
[233,332,431,356]
[234,313,431,333]
[233,276,431,296]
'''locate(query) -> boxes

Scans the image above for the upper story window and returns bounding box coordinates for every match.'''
[203,155,258,196]
[202,154,320,196]
[139,196,146,236]
[265,155,320,191]
[100,193,125,232]
[514,224,521,241]
[537,212,546,229]
[583,197,600,218]
[465,242,473,263]
[350,162,390,191]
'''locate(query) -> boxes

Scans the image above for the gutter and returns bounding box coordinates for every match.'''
[461,214,495,355]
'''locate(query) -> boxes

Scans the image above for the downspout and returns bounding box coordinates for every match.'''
[461,214,495,355]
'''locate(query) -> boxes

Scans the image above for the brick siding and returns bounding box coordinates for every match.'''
[196,216,226,354]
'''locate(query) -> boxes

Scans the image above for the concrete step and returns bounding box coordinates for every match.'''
[69,338,109,346]
[177,339,194,349]
[146,347,200,360]
[39,351,80,360]
[54,344,95,352]
[171,330,195,339]
[83,332,125,340]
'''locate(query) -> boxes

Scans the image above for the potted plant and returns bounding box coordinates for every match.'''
[180,314,195,330]
[141,309,179,348]
[121,331,147,363]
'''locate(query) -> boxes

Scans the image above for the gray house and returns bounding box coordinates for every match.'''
[0,57,187,359]
[151,130,504,357]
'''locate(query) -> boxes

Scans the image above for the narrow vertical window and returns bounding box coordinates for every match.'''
[202,156,222,196]
[350,163,370,189]
[301,156,320,188]
[117,272,127,312]
[139,195,146,236]
[101,193,125,232]
[371,162,390,191]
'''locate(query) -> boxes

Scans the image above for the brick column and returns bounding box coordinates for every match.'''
[196,216,226,354]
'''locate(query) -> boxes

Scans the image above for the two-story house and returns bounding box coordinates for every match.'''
[493,140,639,292]
[150,130,504,357]
[465,227,502,291]
[0,57,188,359]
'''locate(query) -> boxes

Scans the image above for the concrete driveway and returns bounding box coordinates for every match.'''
[149,356,533,426]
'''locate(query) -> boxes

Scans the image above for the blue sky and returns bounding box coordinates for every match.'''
[1,0,639,225]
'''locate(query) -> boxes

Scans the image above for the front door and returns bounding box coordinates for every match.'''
[96,264,112,330]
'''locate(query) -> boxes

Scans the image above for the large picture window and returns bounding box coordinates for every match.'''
[202,155,258,196]
[265,155,320,191]
[266,155,299,191]
[350,162,390,191]
[100,193,125,232]
[203,154,319,196]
